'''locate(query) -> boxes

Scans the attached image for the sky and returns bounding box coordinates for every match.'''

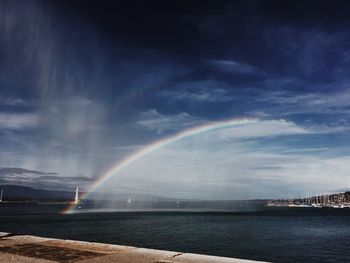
[1,0,350,199]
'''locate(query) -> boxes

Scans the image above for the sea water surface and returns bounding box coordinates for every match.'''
[0,207,349,262]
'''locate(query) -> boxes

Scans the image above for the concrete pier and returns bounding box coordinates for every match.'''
[0,232,266,263]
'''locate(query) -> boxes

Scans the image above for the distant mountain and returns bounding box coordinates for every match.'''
[0,184,176,203]
[88,191,179,202]
[0,185,74,202]
[0,185,267,211]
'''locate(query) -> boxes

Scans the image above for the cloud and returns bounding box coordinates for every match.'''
[214,119,310,140]
[158,81,236,103]
[0,167,92,190]
[251,87,350,120]
[1,1,350,200]
[96,119,350,199]
[0,96,32,107]
[135,109,204,134]
[0,167,57,175]
[0,113,39,129]
[136,112,324,139]
[207,59,263,75]
[155,77,350,125]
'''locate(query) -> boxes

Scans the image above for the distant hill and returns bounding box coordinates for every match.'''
[0,185,74,202]
[0,185,267,211]
[0,184,176,203]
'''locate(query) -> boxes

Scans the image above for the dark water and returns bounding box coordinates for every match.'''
[0,207,350,262]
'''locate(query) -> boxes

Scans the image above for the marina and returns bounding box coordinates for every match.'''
[266,192,350,209]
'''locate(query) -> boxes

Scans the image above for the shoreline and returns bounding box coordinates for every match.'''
[0,232,266,263]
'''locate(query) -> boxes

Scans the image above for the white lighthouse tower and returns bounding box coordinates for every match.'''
[74,187,79,204]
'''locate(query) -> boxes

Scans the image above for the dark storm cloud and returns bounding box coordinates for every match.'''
[53,0,350,79]
[52,0,224,56]
[47,0,350,112]
[3,0,350,110]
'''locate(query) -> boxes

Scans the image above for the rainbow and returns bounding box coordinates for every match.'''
[63,117,257,214]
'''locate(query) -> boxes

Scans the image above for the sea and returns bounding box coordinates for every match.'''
[0,206,350,263]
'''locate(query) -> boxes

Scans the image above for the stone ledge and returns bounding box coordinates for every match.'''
[0,233,267,263]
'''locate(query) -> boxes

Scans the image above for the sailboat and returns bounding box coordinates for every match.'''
[0,189,3,202]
